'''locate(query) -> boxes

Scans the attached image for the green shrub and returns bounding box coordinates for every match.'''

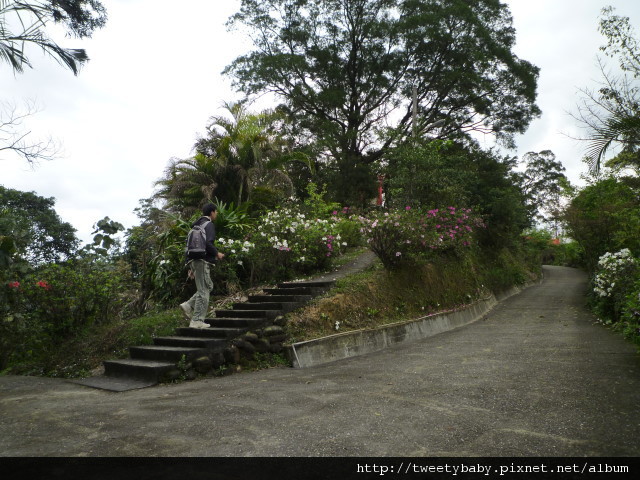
[620,276,640,345]
[1,256,132,372]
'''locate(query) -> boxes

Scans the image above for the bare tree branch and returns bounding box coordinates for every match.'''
[0,99,61,167]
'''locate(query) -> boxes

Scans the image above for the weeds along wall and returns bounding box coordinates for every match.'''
[284,247,539,344]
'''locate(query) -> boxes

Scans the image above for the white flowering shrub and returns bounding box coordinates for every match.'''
[253,207,349,272]
[216,238,255,268]
[592,248,638,322]
[593,249,636,298]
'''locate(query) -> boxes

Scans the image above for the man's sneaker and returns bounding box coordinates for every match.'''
[189,320,210,329]
[180,302,192,320]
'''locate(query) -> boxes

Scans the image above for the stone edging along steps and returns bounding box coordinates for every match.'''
[72,279,335,392]
[285,280,541,369]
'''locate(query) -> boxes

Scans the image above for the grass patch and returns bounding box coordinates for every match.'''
[238,352,291,371]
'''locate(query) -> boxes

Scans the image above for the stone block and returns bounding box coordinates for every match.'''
[193,356,213,374]
[160,367,181,383]
[268,334,287,344]
[263,326,285,337]
[234,339,255,353]
[224,345,240,364]
[242,332,260,344]
[210,351,225,368]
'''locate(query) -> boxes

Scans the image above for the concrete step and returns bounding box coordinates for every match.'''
[129,345,206,362]
[72,376,158,392]
[215,309,269,318]
[234,301,302,314]
[262,287,316,296]
[175,326,245,338]
[276,280,335,296]
[206,317,271,329]
[278,280,335,288]
[153,336,227,351]
[103,358,175,383]
[232,302,286,311]
[249,294,313,303]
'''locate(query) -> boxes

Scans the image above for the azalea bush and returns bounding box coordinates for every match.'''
[359,206,485,270]
[592,248,638,322]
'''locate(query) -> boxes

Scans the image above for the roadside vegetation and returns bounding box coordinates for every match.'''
[1,2,639,378]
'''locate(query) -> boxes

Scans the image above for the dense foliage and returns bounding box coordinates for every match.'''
[385,141,533,250]
[564,177,640,272]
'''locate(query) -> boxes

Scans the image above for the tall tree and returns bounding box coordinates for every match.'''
[0,0,107,75]
[519,150,570,231]
[224,0,540,205]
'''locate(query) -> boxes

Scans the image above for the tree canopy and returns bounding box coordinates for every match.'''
[564,177,640,272]
[225,0,540,204]
[0,185,78,265]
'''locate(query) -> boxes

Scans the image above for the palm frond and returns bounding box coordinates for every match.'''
[585,113,640,174]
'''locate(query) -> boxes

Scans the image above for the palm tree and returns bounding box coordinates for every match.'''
[155,102,295,215]
[576,75,640,174]
[584,113,640,174]
[154,153,238,217]
[194,101,294,203]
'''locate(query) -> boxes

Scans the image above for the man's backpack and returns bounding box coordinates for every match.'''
[186,219,210,259]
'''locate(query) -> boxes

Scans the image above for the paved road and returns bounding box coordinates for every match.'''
[1,265,639,457]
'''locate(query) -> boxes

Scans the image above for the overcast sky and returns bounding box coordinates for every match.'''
[2,0,640,245]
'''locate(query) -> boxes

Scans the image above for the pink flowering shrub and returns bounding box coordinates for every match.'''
[359,206,484,270]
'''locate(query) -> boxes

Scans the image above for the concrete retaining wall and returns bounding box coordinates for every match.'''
[286,281,538,368]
